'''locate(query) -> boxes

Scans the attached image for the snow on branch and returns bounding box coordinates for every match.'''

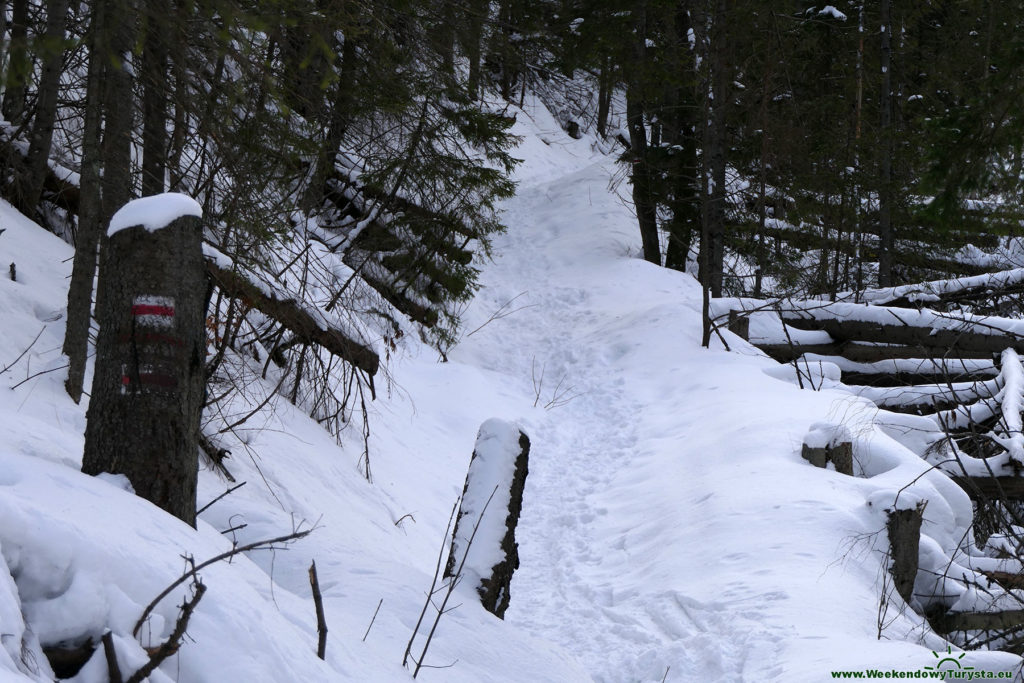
[994,348,1024,466]
[204,258,379,376]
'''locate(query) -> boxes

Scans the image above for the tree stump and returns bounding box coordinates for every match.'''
[727,310,749,340]
[887,501,926,606]
[445,419,530,619]
[82,195,205,527]
[801,423,854,475]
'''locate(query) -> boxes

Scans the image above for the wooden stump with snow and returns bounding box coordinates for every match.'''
[82,194,206,527]
[444,419,530,619]
[801,423,854,476]
[887,500,926,606]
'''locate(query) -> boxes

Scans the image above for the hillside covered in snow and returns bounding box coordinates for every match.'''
[1,96,1022,682]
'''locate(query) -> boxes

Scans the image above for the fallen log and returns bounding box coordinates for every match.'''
[856,268,1024,311]
[850,379,998,412]
[840,369,997,387]
[736,222,994,276]
[981,571,1024,590]
[350,264,439,328]
[930,609,1024,633]
[781,306,1024,358]
[204,259,379,376]
[950,476,1024,501]
[796,353,998,387]
[753,339,996,364]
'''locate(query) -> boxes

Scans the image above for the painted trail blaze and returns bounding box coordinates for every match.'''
[132,295,176,328]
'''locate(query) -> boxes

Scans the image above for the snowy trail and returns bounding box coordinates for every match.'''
[455,126,790,680]
[452,101,980,682]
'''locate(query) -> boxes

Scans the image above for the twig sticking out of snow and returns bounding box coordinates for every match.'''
[308,560,328,660]
[132,528,312,639]
[125,580,206,683]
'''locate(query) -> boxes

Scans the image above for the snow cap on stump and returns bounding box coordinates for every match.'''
[107,193,203,237]
[445,418,530,619]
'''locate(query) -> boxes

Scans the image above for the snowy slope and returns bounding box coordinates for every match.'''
[0,93,1021,683]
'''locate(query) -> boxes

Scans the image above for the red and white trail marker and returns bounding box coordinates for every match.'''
[132,295,175,329]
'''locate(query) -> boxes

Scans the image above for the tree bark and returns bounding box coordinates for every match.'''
[887,502,925,606]
[626,2,661,266]
[83,212,206,527]
[21,0,70,214]
[2,0,30,126]
[663,4,699,273]
[878,0,894,286]
[140,0,170,196]
[63,0,109,403]
[596,55,611,139]
[99,0,136,223]
[702,0,728,297]
[303,33,357,212]
[463,0,487,99]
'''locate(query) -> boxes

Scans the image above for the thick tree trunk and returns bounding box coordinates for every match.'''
[21,0,70,213]
[83,209,206,527]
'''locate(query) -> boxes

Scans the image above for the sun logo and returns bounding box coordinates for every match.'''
[924,645,974,673]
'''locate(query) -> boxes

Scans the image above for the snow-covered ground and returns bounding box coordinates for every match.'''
[1,95,1022,682]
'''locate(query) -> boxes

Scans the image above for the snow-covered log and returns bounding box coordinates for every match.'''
[755,339,997,364]
[852,378,999,412]
[992,348,1024,466]
[929,609,1024,633]
[204,259,379,376]
[745,221,992,276]
[781,304,1024,357]
[949,476,1024,501]
[445,419,530,619]
[855,267,1024,311]
[802,353,998,387]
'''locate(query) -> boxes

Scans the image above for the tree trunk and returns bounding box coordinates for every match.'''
[664,4,699,273]
[0,3,8,85]
[463,0,486,99]
[99,0,136,222]
[3,0,30,126]
[140,0,170,196]
[626,2,661,265]
[878,0,894,287]
[21,0,70,214]
[437,0,455,76]
[701,0,728,297]
[303,34,357,212]
[83,209,206,527]
[63,1,109,403]
[596,54,611,139]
